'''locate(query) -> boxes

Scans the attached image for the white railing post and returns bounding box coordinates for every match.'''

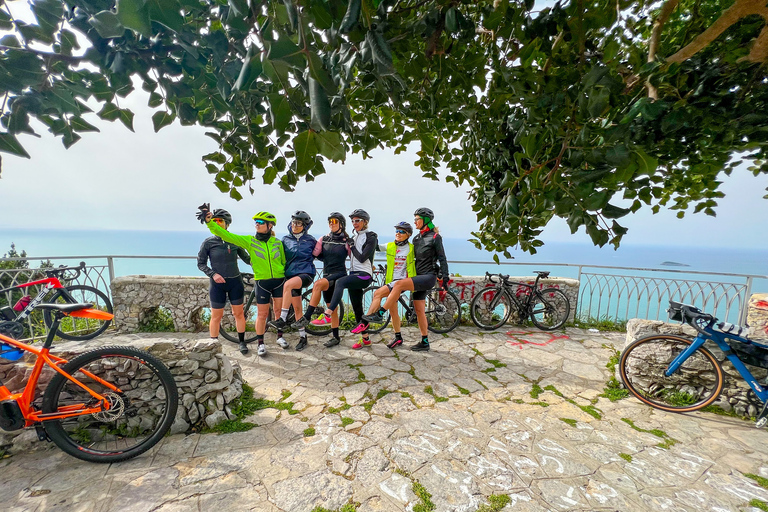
[107,256,115,285]
[740,277,754,326]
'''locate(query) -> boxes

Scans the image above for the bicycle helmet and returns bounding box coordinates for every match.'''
[291,210,312,224]
[252,211,277,224]
[211,209,232,225]
[328,212,346,230]
[394,221,413,235]
[349,209,370,221]
[414,207,434,220]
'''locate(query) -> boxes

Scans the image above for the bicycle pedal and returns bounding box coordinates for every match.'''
[756,401,768,429]
[35,425,51,442]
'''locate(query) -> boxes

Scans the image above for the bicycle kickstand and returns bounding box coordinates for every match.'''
[756,401,768,429]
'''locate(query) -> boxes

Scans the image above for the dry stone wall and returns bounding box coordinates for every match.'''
[0,337,242,454]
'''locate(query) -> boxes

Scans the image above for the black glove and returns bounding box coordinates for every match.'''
[196,203,210,224]
[346,238,354,247]
[441,277,450,289]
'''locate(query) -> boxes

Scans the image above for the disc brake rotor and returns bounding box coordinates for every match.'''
[92,392,126,422]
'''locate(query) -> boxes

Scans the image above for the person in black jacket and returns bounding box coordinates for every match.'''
[309,209,378,349]
[363,207,448,351]
[197,209,251,342]
[292,212,350,349]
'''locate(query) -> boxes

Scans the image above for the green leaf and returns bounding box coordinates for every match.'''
[602,203,630,219]
[293,130,318,176]
[148,91,163,108]
[0,133,30,158]
[146,0,185,32]
[70,117,100,132]
[445,7,458,33]
[484,0,507,30]
[233,46,264,93]
[309,78,331,131]
[268,94,292,135]
[307,52,336,93]
[263,166,278,184]
[117,0,152,38]
[587,88,610,119]
[584,190,610,211]
[267,39,304,68]
[89,11,126,39]
[118,108,135,131]
[97,103,121,121]
[152,111,175,132]
[634,149,658,175]
[229,187,243,200]
[315,131,345,162]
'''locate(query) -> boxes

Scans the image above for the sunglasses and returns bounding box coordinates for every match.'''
[213,218,226,223]
[291,220,304,226]
[351,218,363,224]
[254,220,266,225]
[328,218,339,225]
[395,230,408,235]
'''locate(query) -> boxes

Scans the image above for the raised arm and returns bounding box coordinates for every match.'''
[206,219,252,250]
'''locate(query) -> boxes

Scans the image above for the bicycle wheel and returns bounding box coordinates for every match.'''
[303,289,345,336]
[220,287,260,343]
[43,285,113,341]
[41,346,179,463]
[619,335,723,412]
[425,288,461,334]
[361,287,390,334]
[469,287,513,330]
[529,288,570,331]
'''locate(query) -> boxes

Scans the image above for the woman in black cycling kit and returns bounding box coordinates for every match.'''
[292,212,350,349]
[363,207,448,352]
[197,209,251,342]
[310,209,378,349]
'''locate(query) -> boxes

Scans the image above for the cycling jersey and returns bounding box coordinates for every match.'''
[314,232,350,276]
[207,220,285,280]
[384,242,415,283]
[413,229,448,279]
[349,230,377,275]
[197,236,250,279]
[282,221,317,277]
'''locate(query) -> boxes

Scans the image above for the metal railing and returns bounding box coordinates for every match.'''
[1,255,765,329]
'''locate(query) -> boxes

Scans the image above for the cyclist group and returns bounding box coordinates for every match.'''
[197,205,449,357]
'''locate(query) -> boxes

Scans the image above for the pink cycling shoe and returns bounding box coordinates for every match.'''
[351,339,372,350]
[350,322,368,334]
[311,314,331,326]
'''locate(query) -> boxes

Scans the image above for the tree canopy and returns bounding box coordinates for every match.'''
[1,0,766,255]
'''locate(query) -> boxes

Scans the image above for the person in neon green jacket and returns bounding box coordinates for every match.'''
[205,210,285,356]
[349,222,415,349]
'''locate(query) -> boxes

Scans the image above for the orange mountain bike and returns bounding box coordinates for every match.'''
[0,303,178,463]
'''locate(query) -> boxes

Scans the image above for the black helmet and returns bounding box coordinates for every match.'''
[292,210,312,223]
[349,209,370,221]
[414,207,434,220]
[328,212,346,230]
[211,209,232,225]
[394,222,413,235]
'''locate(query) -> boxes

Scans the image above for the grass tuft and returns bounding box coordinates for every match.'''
[619,452,632,462]
[559,418,577,427]
[341,417,354,427]
[303,427,316,437]
[750,500,768,512]
[476,494,511,512]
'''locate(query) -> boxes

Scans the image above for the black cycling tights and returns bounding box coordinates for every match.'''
[327,272,372,323]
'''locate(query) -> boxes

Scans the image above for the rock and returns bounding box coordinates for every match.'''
[204,370,218,383]
[170,418,190,435]
[204,410,228,428]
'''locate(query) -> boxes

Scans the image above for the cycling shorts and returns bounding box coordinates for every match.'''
[210,276,245,309]
[411,274,437,301]
[255,278,285,305]
[291,273,314,289]
[322,272,348,304]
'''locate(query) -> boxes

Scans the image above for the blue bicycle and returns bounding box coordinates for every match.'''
[620,300,768,427]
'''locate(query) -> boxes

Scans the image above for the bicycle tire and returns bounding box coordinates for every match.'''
[361,287,390,334]
[43,285,113,341]
[220,286,260,343]
[529,288,570,331]
[302,289,345,336]
[41,346,179,463]
[469,286,513,330]
[426,288,461,334]
[619,334,724,412]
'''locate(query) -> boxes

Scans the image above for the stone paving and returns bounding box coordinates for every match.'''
[3,326,768,512]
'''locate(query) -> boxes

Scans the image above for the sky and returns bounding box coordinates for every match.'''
[0,83,766,251]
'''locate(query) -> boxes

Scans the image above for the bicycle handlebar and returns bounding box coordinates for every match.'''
[485,272,510,284]
[668,300,716,335]
[45,261,86,281]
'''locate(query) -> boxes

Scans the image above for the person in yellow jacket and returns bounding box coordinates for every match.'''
[350,222,415,349]
[204,209,285,356]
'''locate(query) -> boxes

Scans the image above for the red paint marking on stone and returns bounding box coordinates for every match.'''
[505,330,569,349]
[755,300,768,309]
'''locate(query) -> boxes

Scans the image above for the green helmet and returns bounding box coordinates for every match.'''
[252,211,277,223]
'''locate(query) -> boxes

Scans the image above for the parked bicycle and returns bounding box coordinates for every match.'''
[219,272,345,343]
[0,262,113,341]
[0,302,178,462]
[360,265,462,335]
[620,300,768,427]
[469,271,570,331]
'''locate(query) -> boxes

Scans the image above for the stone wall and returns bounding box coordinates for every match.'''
[0,338,243,454]
[111,274,579,333]
[748,293,768,341]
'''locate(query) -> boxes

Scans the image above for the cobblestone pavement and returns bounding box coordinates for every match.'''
[3,326,768,512]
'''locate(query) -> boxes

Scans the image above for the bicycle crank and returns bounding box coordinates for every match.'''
[0,321,24,340]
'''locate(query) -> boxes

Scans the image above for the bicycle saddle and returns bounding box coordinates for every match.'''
[35,303,94,313]
[535,271,550,278]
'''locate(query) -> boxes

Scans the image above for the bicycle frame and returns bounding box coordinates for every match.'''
[668,327,768,404]
[0,277,65,322]
[0,311,118,426]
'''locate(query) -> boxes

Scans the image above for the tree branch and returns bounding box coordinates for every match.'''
[667,0,768,64]
[647,0,679,99]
